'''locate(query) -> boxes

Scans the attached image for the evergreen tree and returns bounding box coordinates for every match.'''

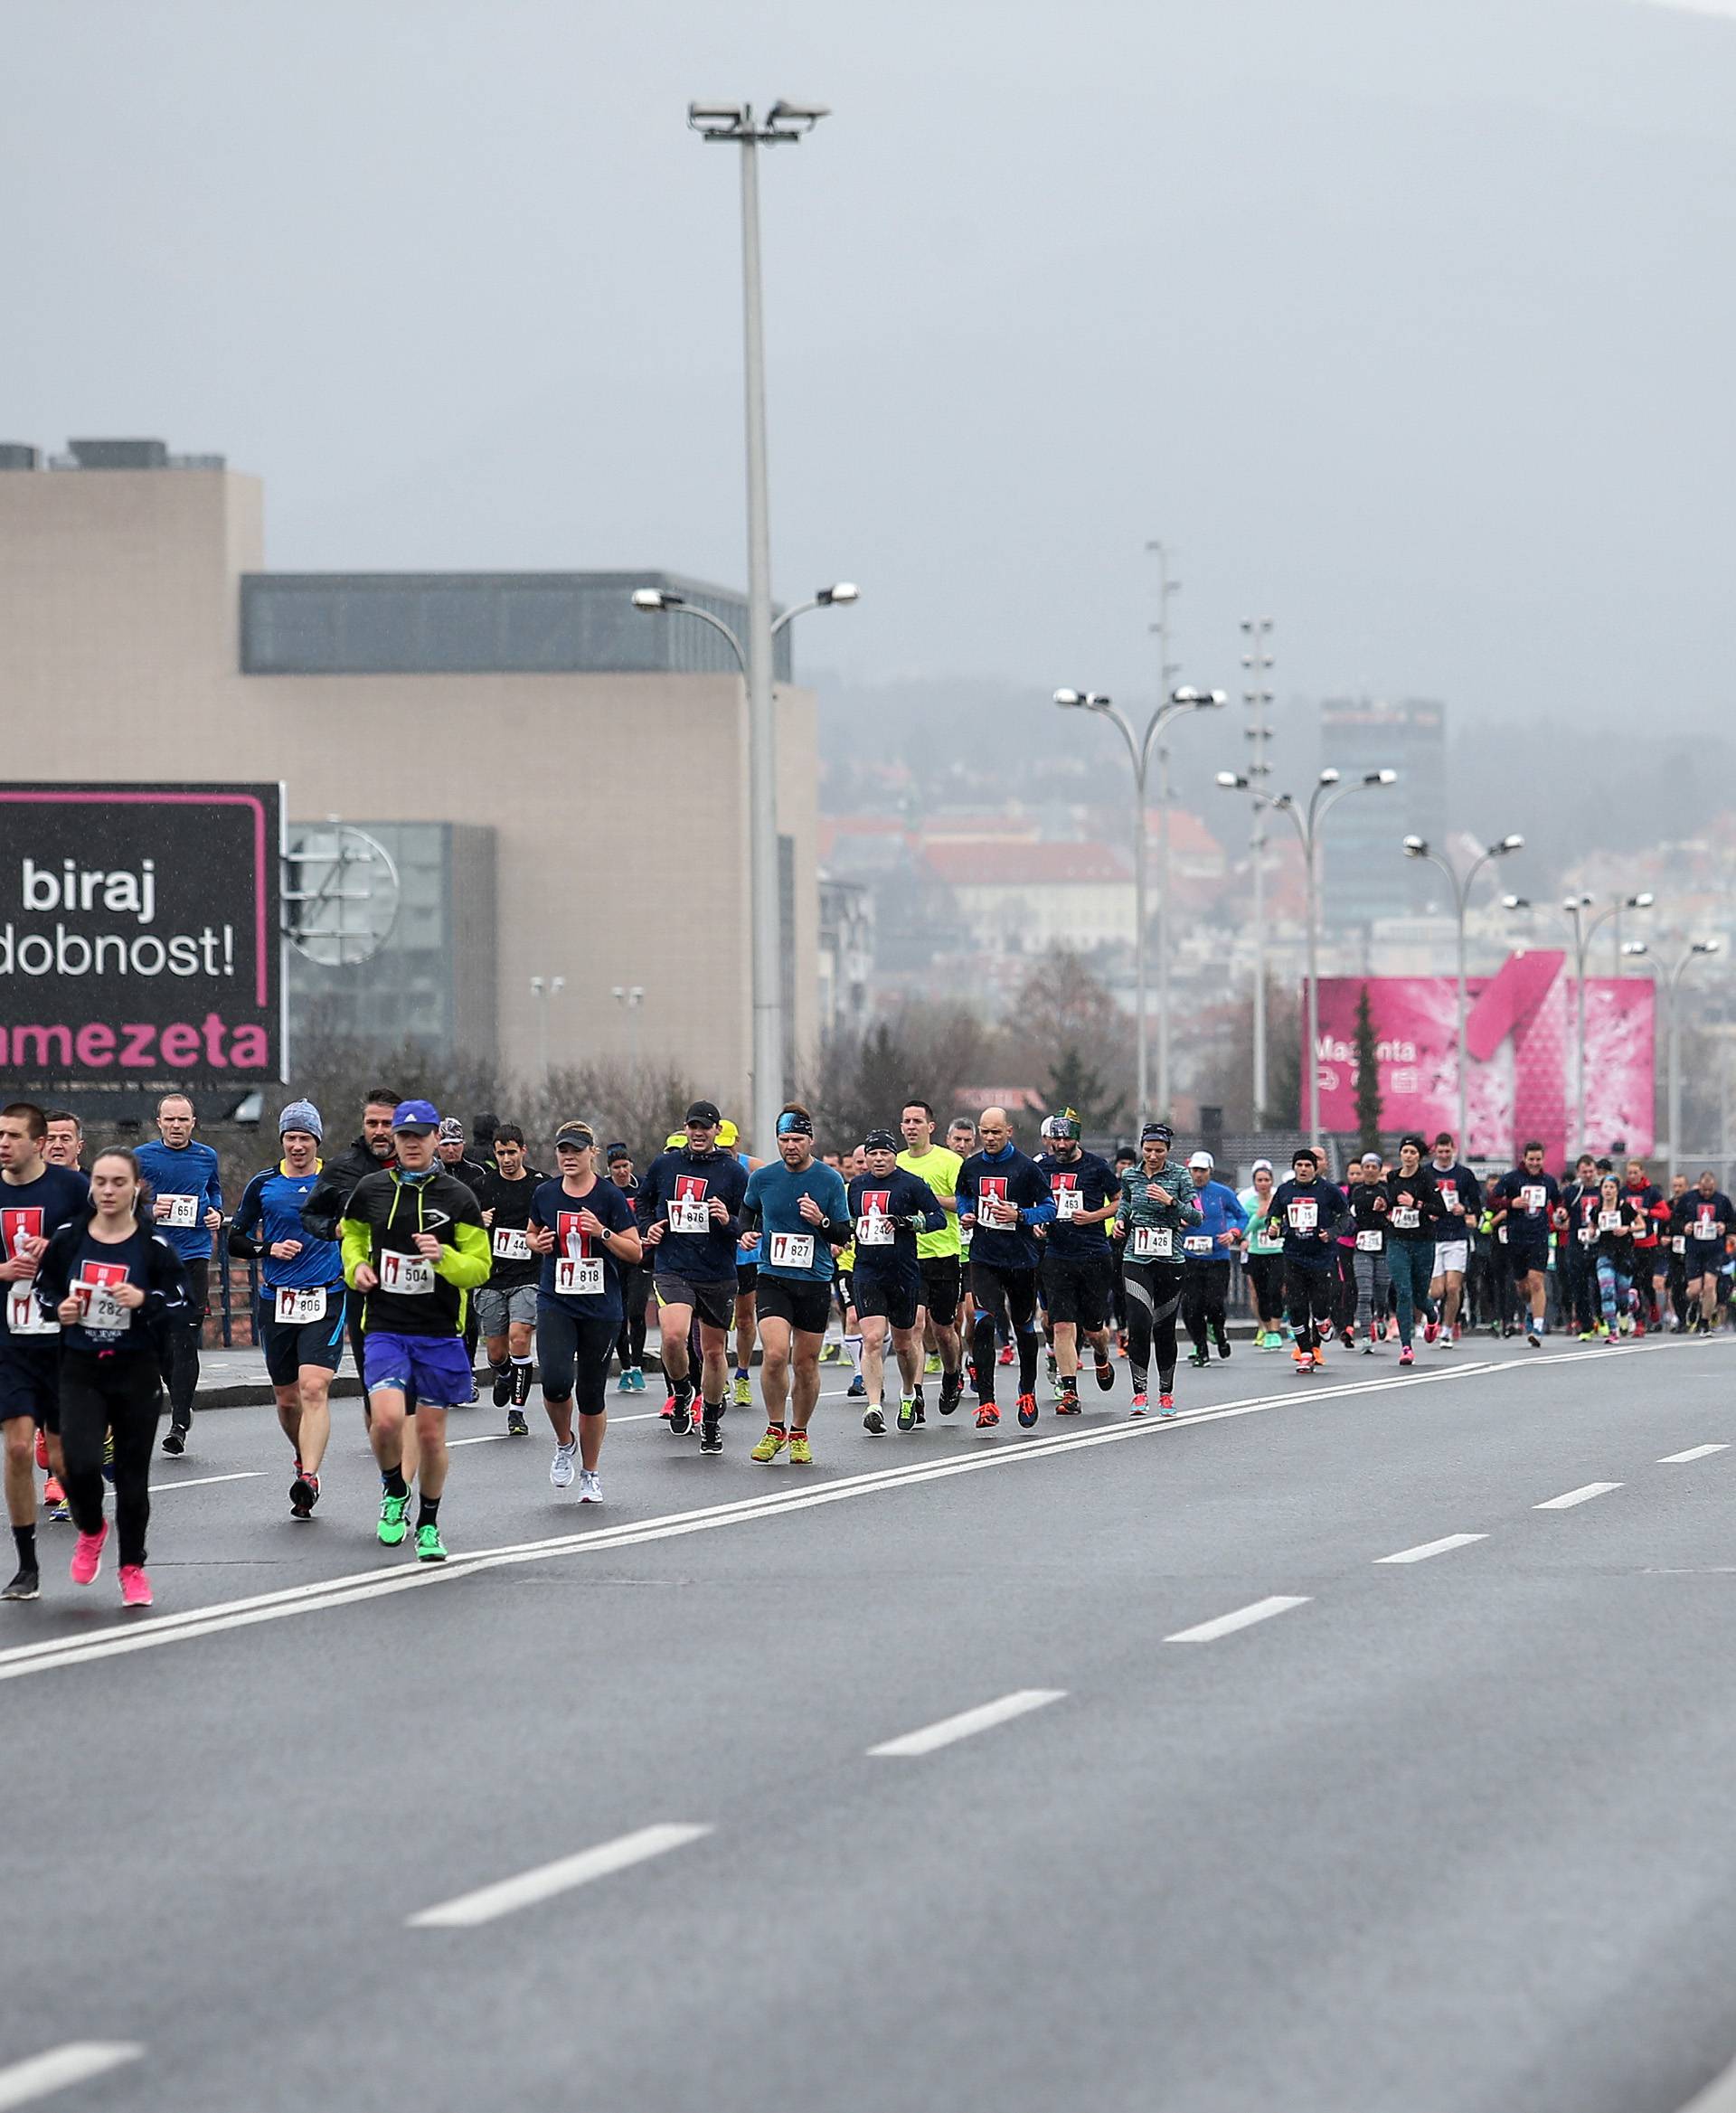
[1353,983,1383,1156]
[1040,1043,1127,1138]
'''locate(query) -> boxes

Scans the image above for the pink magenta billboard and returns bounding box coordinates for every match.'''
[1311,952,1655,1163]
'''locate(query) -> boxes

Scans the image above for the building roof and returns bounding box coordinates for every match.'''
[1137,808,1224,860]
[921,842,1131,887]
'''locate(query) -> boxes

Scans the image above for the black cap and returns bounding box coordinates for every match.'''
[1140,1122,1173,1145]
[553,1121,596,1150]
[685,1099,722,1127]
[604,1142,630,1162]
[863,1127,899,1152]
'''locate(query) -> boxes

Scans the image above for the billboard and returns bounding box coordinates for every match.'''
[1311,952,1655,1164]
[0,784,285,1093]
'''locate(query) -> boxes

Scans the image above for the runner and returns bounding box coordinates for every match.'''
[299,1086,401,1420]
[606,1145,651,1391]
[741,1107,852,1465]
[1663,1173,1693,1330]
[0,1103,89,1600]
[435,1118,488,1400]
[1621,1158,1670,1334]
[339,1099,491,1561]
[36,1148,189,1608]
[42,1111,84,1173]
[844,1127,945,1434]
[1112,1122,1201,1414]
[1331,1158,1364,1346]
[1590,1174,1646,1339]
[1262,1148,1351,1372]
[897,1099,966,1416]
[527,1122,641,1503]
[719,1119,761,1412]
[1489,1142,1564,1348]
[227,1100,347,1519]
[1180,1149,1246,1369]
[1030,1111,1119,1413]
[1109,1145,1137,1352]
[1424,1132,1482,1343]
[1238,1159,1288,1349]
[1382,1135,1442,1366]
[135,1092,222,1456]
[1346,1154,1390,1356]
[1681,1169,1736,1333]
[958,1107,1055,1433]
[472,1123,542,1435]
[637,1101,750,1448]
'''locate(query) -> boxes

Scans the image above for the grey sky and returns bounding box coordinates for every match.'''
[5,0,1731,726]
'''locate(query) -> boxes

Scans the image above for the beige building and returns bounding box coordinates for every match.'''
[0,442,819,1118]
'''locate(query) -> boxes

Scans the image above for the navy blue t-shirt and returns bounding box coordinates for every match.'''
[845,1167,945,1280]
[0,1164,90,1345]
[1034,1149,1119,1260]
[638,1148,749,1284]
[531,1176,637,1325]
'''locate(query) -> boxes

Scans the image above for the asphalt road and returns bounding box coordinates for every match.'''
[6,1332,1736,2113]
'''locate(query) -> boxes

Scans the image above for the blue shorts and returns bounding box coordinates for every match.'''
[0,1339,60,1431]
[362,1330,473,1408]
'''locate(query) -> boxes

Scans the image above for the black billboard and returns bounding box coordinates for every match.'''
[0,783,285,1094]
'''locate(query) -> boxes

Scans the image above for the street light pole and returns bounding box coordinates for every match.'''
[1401,832,1524,1147]
[1623,939,1720,1181]
[1219,768,1398,1149]
[687,98,829,1154]
[1054,685,1227,1124]
[1241,618,1275,1123]
[612,983,646,1071]
[1505,889,1655,1153]
[529,974,565,1080]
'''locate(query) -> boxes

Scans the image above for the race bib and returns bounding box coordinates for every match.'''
[855,1213,894,1247]
[1052,1185,1082,1221]
[1693,1219,1723,1240]
[667,1198,709,1235]
[275,1286,327,1325]
[1577,1226,1596,1246]
[379,1250,435,1297]
[1599,1211,1623,1232]
[1522,1184,1546,1214]
[1288,1198,1318,1232]
[1391,1207,1420,1231]
[1497,1225,1509,1244]
[555,1256,604,1298]
[1184,1234,1214,1255]
[162,1193,200,1229]
[5,1283,54,1335]
[1438,1183,1458,1210]
[1130,1224,1173,1260]
[75,1267,130,1332]
[1356,1229,1384,1252]
[1673,1235,1687,1255]
[492,1226,532,1261]
[767,1231,815,1269]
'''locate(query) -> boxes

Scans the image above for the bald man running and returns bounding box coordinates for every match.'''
[957,1108,1055,1435]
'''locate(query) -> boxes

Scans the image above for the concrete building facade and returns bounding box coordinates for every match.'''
[0,448,819,1120]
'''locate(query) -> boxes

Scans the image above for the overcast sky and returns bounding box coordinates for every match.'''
[5,0,1732,729]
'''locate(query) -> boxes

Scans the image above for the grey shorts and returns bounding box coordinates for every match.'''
[476,1283,538,1336]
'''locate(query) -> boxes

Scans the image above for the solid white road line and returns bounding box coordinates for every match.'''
[868,1689,1066,1757]
[0,2043,143,2110]
[1534,1482,1622,1510]
[1376,1533,1487,1565]
[147,1471,264,1493]
[1165,1596,1311,1644]
[1675,2047,1736,2112]
[1660,1444,1729,1465]
[408,1824,712,1929]
[448,1434,511,1448]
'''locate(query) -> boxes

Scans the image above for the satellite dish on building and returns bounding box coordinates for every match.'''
[281,825,401,967]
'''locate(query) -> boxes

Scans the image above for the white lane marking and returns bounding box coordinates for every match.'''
[1660,1444,1729,1464]
[0,2043,144,2110]
[0,1359,1521,1684]
[868,1689,1066,1757]
[147,1471,264,1493]
[408,1824,711,1928]
[448,1434,511,1448]
[1535,1481,1622,1510]
[1376,1533,1487,1564]
[1165,1595,1311,1644]
[1675,2046,1736,2112]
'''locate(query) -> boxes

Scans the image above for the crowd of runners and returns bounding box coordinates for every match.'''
[0,1087,1731,1608]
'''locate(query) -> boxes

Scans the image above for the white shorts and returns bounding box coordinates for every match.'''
[1433,1240,1469,1278]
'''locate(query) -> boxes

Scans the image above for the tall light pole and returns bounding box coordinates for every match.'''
[1620,939,1720,1181]
[612,983,646,1071]
[1241,617,1275,1121]
[529,974,565,1080]
[632,571,856,1146]
[1218,767,1398,1148]
[1401,831,1524,1147]
[1504,890,1655,1153]
[1054,684,1227,1123]
[684,96,829,1155]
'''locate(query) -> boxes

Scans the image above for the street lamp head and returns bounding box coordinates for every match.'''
[767,99,831,127]
[1171,685,1228,709]
[1694,939,1722,956]
[1053,689,1084,709]
[1495,834,1524,854]
[1629,891,1656,910]
[1215,770,1249,790]
[1622,940,1648,957]
[1402,835,1428,857]
[1317,768,1341,787]
[1502,894,1529,910]
[688,101,748,134]
[632,588,679,611]
[816,582,859,605]
[1367,769,1398,787]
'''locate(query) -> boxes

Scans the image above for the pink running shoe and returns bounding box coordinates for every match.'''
[70,1523,108,1585]
[1399,1346,1415,1367]
[118,1565,153,1608]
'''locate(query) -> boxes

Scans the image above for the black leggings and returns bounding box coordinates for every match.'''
[1247,1253,1286,1329]
[61,1348,162,1569]
[1123,1259,1183,1392]
[969,1263,1038,1400]
[1285,1261,1335,1354]
[1182,1261,1232,1354]
[535,1306,617,1418]
[167,1255,208,1426]
[616,1269,649,1371]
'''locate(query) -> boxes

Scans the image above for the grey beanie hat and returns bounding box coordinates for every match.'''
[278,1099,323,1140]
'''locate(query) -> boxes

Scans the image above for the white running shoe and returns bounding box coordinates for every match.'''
[550,1439,579,1490]
[578,1468,603,1505]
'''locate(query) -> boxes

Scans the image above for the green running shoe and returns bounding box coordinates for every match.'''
[415,1522,447,1563]
[731,1373,753,1409]
[897,1397,917,1432]
[377,1492,410,1547]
